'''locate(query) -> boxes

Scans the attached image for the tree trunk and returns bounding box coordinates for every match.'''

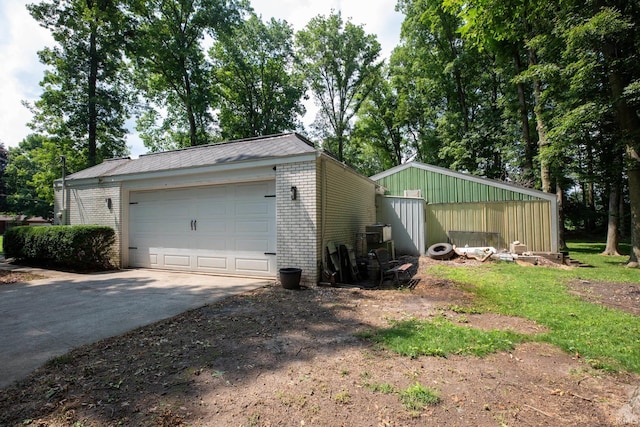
[628,165,640,266]
[529,49,552,193]
[607,65,640,266]
[620,184,627,239]
[513,50,534,184]
[602,182,621,256]
[556,182,567,251]
[88,16,98,166]
[454,69,468,132]
[184,74,198,147]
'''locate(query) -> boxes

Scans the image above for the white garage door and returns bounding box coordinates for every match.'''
[128,181,276,277]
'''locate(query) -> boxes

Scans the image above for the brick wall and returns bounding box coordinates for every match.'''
[55,182,122,266]
[276,161,318,285]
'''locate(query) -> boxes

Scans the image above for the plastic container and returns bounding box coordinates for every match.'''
[279,268,302,289]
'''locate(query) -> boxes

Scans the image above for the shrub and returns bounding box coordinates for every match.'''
[4,225,116,271]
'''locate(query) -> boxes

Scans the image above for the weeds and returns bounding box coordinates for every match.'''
[333,390,351,404]
[400,382,440,410]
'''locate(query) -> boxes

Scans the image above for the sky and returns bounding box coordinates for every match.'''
[0,0,403,158]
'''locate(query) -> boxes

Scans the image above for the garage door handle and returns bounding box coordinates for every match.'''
[193,219,197,231]
[264,252,276,255]
[190,220,193,231]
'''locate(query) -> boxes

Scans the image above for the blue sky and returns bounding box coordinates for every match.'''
[0,0,402,158]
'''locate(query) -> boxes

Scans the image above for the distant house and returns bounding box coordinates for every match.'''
[0,215,51,234]
[53,133,378,285]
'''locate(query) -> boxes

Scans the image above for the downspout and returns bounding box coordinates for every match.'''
[60,155,66,225]
[320,154,327,269]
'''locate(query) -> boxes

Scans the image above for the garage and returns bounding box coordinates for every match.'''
[54,133,378,285]
[129,181,276,277]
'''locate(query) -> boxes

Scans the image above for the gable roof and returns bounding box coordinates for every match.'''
[370,161,556,202]
[66,133,317,180]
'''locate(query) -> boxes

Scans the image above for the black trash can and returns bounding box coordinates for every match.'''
[279,268,302,289]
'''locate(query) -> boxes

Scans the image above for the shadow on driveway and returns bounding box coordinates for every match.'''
[0,266,271,388]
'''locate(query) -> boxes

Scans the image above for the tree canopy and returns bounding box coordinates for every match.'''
[295,11,383,162]
[4,0,640,265]
[210,14,306,140]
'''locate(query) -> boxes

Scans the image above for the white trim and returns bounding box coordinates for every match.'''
[57,152,317,188]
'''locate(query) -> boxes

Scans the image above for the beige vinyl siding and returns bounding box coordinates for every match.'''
[317,157,376,265]
[426,200,553,252]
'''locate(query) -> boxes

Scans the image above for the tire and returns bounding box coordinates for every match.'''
[427,243,455,260]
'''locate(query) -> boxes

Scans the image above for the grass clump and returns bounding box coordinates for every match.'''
[363,381,397,394]
[333,390,351,404]
[400,382,440,409]
[364,316,525,358]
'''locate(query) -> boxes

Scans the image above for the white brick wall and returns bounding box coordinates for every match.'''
[54,182,122,267]
[276,161,318,285]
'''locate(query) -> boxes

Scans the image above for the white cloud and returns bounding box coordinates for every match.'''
[0,0,52,148]
[251,0,402,60]
[0,0,402,156]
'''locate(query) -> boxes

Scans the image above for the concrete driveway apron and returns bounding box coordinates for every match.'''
[0,267,271,388]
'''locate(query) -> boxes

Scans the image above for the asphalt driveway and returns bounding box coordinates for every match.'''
[0,265,271,389]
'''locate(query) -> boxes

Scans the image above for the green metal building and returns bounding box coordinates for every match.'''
[370,162,559,254]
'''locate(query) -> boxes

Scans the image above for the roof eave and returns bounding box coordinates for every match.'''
[60,151,318,186]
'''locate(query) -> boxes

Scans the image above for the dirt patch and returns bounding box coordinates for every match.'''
[0,269,44,285]
[567,280,640,315]
[0,259,638,426]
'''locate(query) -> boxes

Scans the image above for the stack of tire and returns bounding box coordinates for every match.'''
[427,243,455,260]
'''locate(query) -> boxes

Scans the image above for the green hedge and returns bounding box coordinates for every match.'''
[3,225,116,270]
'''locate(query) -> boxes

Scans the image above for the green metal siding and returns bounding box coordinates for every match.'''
[376,168,540,203]
[426,201,553,252]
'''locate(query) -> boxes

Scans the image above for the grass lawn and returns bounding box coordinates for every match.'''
[367,241,640,373]
[0,235,3,255]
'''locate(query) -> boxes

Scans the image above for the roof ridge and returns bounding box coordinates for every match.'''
[138,132,300,158]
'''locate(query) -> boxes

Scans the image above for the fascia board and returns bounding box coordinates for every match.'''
[62,152,317,186]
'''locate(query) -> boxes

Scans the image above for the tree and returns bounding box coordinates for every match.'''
[295,11,382,162]
[558,2,640,264]
[352,69,410,174]
[126,0,246,149]
[393,0,519,179]
[210,14,305,140]
[27,0,131,167]
[2,135,83,219]
[0,143,8,212]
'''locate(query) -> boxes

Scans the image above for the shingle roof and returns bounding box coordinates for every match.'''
[67,133,317,180]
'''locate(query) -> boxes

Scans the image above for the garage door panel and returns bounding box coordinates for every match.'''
[235,257,271,273]
[129,181,276,277]
[196,203,229,217]
[196,256,228,270]
[234,238,269,251]
[130,251,158,267]
[193,236,227,250]
[236,219,270,233]
[196,219,227,233]
[164,255,191,268]
[236,201,270,216]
